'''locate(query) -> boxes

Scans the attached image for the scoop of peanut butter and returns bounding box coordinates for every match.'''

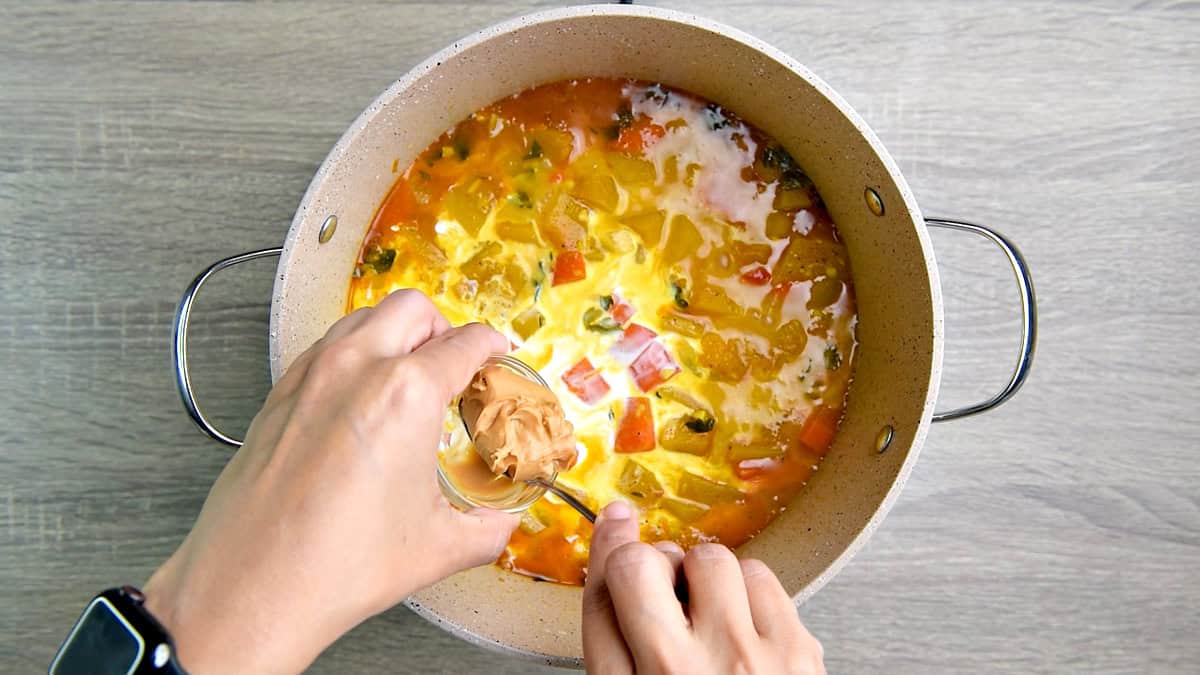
[460,365,577,482]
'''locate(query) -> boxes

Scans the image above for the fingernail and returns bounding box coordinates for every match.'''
[653,541,684,557]
[689,543,733,560]
[601,500,632,521]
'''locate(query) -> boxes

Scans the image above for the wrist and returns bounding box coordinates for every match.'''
[142,554,345,675]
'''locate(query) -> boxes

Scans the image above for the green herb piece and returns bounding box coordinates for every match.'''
[599,294,614,311]
[780,169,813,191]
[582,307,622,332]
[761,145,796,171]
[670,278,689,309]
[643,84,669,105]
[703,103,730,130]
[824,345,842,371]
[683,410,716,434]
[526,140,543,159]
[615,105,634,129]
[361,245,396,273]
[452,136,470,160]
[508,191,533,209]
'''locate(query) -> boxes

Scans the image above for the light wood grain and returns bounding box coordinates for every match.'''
[2,0,1198,672]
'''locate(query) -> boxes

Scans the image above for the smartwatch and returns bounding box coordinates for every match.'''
[49,586,188,675]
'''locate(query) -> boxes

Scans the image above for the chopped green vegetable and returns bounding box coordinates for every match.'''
[660,415,714,456]
[761,145,796,171]
[615,105,635,129]
[684,410,716,433]
[824,344,842,370]
[670,278,690,309]
[599,294,614,311]
[643,84,669,105]
[361,245,396,273]
[508,191,533,209]
[526,140,543,159]
[512,306,544,341]
[452,136,470,160]
[582,306,622,332]
[780,169,813,192]
[603,105,636,140]
[703,103,730,130]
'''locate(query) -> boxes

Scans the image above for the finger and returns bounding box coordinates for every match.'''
[740,559,801,640]
[682,544,757,641]
[588,502,639,584]
[407,322,509,403]
[583,502,638,675]
[605,542,691,668]
[347,289,452,358]
[652,541,686,605]
[440,507,520,571]
[652,541,685,570]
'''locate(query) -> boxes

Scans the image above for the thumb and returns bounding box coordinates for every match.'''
[443,508,520,571]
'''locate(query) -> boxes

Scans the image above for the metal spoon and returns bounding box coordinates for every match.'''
[458,356,597,523]
[525,478,596,523]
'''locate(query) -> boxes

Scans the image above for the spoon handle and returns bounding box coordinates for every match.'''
[529,479,597,523]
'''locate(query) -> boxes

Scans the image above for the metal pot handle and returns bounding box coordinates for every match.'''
[926,218,1037,423]
[172,248,283,447]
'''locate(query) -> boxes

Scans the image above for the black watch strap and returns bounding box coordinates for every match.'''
[50,586,188,675]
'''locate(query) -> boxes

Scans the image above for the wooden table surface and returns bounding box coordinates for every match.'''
[2,1,1197,672]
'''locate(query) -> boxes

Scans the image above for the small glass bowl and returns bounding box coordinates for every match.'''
[436,355,557,513]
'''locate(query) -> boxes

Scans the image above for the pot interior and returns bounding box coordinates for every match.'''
[269,4,941,666]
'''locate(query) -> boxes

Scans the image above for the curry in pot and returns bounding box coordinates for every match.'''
[347,78,857,585]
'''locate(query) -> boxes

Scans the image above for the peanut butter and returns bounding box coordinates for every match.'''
[460,365,577,481]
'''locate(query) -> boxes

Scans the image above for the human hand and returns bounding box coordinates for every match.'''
[144,290,519,674]
[582,502,825,675]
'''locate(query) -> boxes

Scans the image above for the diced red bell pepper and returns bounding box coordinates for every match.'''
[799,407,840,453]
[609,293,637,326]
[740,265,772,286]
[614,397,656,453]
[552,250,587,286]
[628,340,681,392]
[562,357,610,405]
[614,116,666,154]
[610,323,657,364]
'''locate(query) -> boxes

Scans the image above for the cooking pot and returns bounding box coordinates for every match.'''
[170,4,1036,667]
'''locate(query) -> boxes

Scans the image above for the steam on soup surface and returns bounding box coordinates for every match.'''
[348,78,857,585]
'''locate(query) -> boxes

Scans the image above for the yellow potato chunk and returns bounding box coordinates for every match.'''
[623,210,665,247]
[609,153,657,187]
[677,471,743,506]
[572,174,619,212]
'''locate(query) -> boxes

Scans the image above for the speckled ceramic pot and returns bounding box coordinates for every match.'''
[173,4,1036,668]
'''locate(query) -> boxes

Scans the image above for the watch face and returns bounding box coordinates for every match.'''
[50,597,144,675]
